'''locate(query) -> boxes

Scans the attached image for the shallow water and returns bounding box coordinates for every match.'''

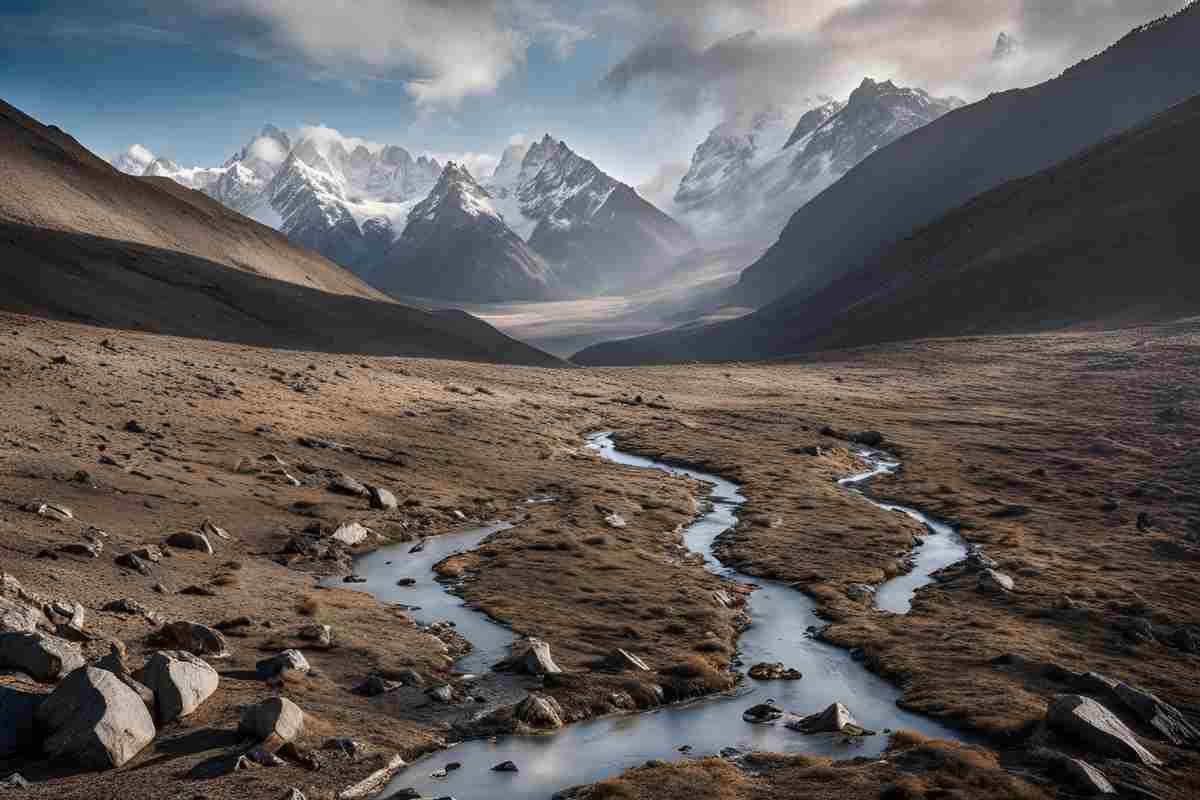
[343,432,969,799]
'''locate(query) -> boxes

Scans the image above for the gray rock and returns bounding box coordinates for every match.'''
[978,569,1015,593]
[0,686,46,758]
[199,518,232,540]
[426,684,453,703]
[329,474,368,496]
[135,650,219,723]
[239,696,304,743]
[256,649,310,681]
[786,702,874,735]
[114,553,154,576]
[1047,694,1161,766]
[129,545,164,563]
[36,666,155,769]
[1060,758,1116,795]
[1112,681,1200,747]
[515,638,561,675]
[164,531,213,554]
[748,662,803,681]
[368,486,398,511]
[355,675,399,696]
[846,583,876,602]
[298,623,333,648]
[330,522,369,546]
[57,542,101,559]
[0,632,85,682]
[45,601,85,631]
[742,702,783,723]
[513,693,565,729]
[94,643,155,712]
[965,549,999,571]
[0,597,47,634]
[157,621,229,657]
[493,760,519,772]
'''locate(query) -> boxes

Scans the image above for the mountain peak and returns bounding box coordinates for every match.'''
[993,32,1020,61]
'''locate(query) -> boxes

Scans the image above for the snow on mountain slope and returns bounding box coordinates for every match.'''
[111,143,155,176]
[484,134,694,293]
[675,79,960,247]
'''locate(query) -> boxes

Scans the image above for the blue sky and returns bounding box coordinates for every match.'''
[2,1,1185,190]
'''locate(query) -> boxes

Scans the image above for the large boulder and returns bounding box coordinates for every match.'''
[135,650,219,723]
[164,531,213,554]
[0,686,46,758]
[515,638,561,675]
[256,649,310,682]
[743,702,783,723]
[513,693,565,729]
[1047,695,1161,766]
[786,702,875,736]
[35,667,156,769]
[95,642,156,713]
[157,621,229,657]
[1112,681,1200,747]
[239,696,304,743]
[0,596,47,633]
[0,631,85,682]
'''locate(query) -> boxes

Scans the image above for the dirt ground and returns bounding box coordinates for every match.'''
[0,311,1197,798]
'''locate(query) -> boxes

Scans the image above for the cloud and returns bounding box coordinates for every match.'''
[508,132,530,146]
[126,143,155,164]
[198,0,591,107]
[432,151,501,180]
[245,135,288,165]
[294,124,385,157]
[636,160,689,212]
[599,1,1188,116]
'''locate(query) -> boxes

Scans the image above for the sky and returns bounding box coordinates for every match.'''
[2,1,1188,192]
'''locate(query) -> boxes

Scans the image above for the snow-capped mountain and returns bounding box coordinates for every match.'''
[110,126,441,277]
[375,163,557,302]
[674,79,962,246]
[484,134,695,294]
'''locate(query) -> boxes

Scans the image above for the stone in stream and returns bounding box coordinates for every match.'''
[135,650,219,723]
[367,485,398,511]
[164,531,213,554]
[36,666,156,769]
[1111,681,1200,747]
[748,662,802,681]
[978,569,1015,593]
[0,631,85,682]
[514,693,565,729]
[0,686,46,758]
[743,701,783,723]
[786,702,875,736]
[256,649,310,682]
[493,760,519,772]
[240,696,304,744]
[1047,695,1161,766]
[157,621,230,657]
[514,637,562,675]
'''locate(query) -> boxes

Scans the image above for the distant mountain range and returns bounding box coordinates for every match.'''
[113,130,693,302]
[673,79,961,247]
[0,98,558,365]
[574,2,1200,364]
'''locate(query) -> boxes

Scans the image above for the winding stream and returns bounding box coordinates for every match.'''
[344,432,967,799]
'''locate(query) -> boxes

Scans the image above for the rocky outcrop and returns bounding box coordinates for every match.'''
[0,631,85,682]
[135,650,219,723]
[513,638,562,675]
[786,702,874,736]
[1112,681,1200,747]
[35,667,156,769]
[156,621,229,657]
[1047,695,1161,766]
[513,693,565,729]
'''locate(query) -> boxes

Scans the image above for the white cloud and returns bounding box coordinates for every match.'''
[245,135,288,165]
[294,124,385,157]
[127,143,155,164]
[432,151,501,180]
[508,132,529,146]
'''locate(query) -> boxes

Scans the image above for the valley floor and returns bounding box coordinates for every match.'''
[0,312,1197,799]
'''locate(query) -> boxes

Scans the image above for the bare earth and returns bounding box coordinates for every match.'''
[1,311,1197,799]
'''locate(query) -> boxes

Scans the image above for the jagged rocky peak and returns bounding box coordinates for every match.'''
[782,100,844,150]
[490,141,530,185]
[111,144,156,175]
[143,157,182,176]
[993,32,1020,61]
[412,162,497,222]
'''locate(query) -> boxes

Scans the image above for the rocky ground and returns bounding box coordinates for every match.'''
[0,311,1197,799]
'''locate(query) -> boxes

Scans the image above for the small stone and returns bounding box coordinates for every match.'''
[125,420,146,434]
[256,649,310,681]
[157,621,229,657]
[748,662,802,681]
[164,531,213,554]
[329,474,368,496]
[298,623,333,648]
[604,512,627,529]
[355,675,399,696]
[58,542,101,558]
[492,760,519,772]
[240,696,304,744]
[978,569,1015,593]
[368,486,398,511]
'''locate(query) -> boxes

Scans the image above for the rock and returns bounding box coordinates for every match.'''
[256,649,310,681]
[94,642,156,712]
[1060,757,1116,795]
[1111,682,1200,747]
[240,696,304,743]
[298,623,333,648]
[849,431,885,447]
[978,569,1015,593]
[1047,695,1161,766]
[247,745,285,766]
[748,662,803,681]
[330,522,369,546]
[125,420,146,433]
[36,666,156,769]
[135,650,219,723]
[0,597,47,634]
[355,676,399,696]
[712,590,736,608]
[368,486,398,511]
[1168,627,1198,653]
[492,760,519,772]
[394,668,425,688]
[1136,512,1154,532]
[45,601,85,632]
[343,575,367,584]
[336,753,406,799]
[329,474,368,496]
[103,598,147,616]
[1,773,29,788]
[29,502,74,521]
[157,621,229,657]
[130,545,164,563]
[604,512,627,529]
[199,519,232,540]
[603,649,650,672]
[0,632,85,682]
[513,693,565,729]
[0,686,46,758]
[409,540,426,553]
[164,531,213,554]
[396,578,416,587]
[846,583,875,602]
[58,542,101,558]
[515,638,562,675]
[426,684,453,703]
[115,554,152,576]
[786,702,874,735]
[743,702,783,723]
